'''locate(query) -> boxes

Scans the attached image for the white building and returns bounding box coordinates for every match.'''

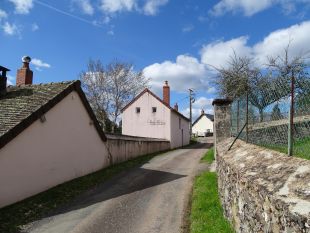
[0,58,110,208]
[192,110,214,137]
[122,81,190,149]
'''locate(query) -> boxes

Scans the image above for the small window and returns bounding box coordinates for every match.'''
[179,117,181,129]
[136,107,140,113]
[152,107,157,113]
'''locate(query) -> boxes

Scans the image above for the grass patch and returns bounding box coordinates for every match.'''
[262,138,310,160]
[190,137,198,145]
[190,172,234,233]
[201,147,214,164]
[0,151,167,233]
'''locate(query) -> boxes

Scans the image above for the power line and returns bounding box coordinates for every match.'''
[34,0,102,28]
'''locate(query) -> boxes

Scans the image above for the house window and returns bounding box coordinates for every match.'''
[136,107,140,113]
[152,107,157,113]
[179,117,181,129]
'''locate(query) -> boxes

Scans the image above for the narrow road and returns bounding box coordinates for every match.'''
[23,139,212,233]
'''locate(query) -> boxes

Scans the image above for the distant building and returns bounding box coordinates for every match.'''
[0,57,110,208]
[122,81,190,148]
[192,110,214,137]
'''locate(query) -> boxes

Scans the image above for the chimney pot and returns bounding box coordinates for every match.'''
[174,103,178,111]
[201,109,205,115]
[163,81,170,106]
[16,56,33,85]
[0,66,10,94]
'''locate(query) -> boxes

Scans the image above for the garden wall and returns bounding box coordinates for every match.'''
[105,133,170,165]
[213,98,310,233]
[216,139,310,232]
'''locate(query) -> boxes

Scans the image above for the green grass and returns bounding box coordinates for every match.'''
[201,148,215,164]
[262,137,310,160]
[190,148,234,233]
[0,151,167,233]
[190,172,235,233]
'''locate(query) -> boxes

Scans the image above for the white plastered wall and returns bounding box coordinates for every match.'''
[170,112,190,149]
[122,92,171,140]
[192,115,214,136]
[0,91,110,208]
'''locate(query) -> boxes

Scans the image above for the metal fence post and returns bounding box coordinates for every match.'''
[288,72,295,156]
[237,100,240,134]
[246,91,249,143]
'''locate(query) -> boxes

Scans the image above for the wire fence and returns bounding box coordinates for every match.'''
[230,76,310,160]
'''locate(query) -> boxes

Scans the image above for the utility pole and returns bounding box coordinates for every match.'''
[189,88,195,137]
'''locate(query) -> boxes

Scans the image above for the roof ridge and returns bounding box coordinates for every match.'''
[11,80,78,88]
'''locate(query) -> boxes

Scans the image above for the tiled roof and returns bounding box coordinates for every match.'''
[121,88,190,121]
[0,80,106,149]
[192,113,214,126]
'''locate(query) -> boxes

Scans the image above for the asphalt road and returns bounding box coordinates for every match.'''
[23,139,212,233]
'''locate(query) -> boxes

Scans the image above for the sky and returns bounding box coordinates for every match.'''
[1,0,310,121]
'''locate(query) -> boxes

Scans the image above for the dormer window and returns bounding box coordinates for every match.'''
[136,107,140,113]
[152,107,157,113]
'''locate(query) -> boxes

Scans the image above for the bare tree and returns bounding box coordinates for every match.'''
[80,59,149,133]
[214,52,255,99]
[267,44,310,116]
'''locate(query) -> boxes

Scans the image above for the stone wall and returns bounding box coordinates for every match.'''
[105,133,170,165]
[216,138,310,233]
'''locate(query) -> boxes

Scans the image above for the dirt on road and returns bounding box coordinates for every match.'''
[23,139,213,233]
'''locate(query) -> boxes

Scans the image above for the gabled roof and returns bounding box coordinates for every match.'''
[0,80,106,149]
[121,88,190,121]
[192,113,214,126]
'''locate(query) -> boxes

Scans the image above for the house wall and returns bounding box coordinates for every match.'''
[170,112,190,148]
[122,92,171,141]
[105,134,170,164]
[192,115,214,136]
[0,91,110,208]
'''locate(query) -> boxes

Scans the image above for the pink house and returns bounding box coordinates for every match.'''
[0,57,110,208]
[122,81,190,149]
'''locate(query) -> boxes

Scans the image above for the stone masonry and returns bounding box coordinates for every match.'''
[213,98,310,233]
[216,139,310,233]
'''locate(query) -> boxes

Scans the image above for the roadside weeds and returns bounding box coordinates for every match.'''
[188,148,235,233]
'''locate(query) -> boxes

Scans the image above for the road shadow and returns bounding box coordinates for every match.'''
[43,168,186,218]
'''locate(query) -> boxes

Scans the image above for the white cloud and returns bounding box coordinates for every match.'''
[143,0,168,16]
[73,0,94,15]
[9,0,34,14]
[143,21,310,98]
[200,36,252,69]
[2,22,20,36]
[7,75,15,86]
[107,29,114,35]
[200,21,310,68]
[0,9,8,20]
[210,0,310,17]
[181,97,214,120]
[182,24,194,33]
[100,0,168,15]
[210,0,273,16]
[31,23,39,31]
[32,58,51,70]
[143,55,212,93]
[253,21,310,64]
[100,0,136,13]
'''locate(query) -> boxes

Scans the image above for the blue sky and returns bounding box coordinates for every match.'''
[1,0,310,120]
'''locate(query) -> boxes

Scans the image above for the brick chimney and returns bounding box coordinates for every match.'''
[174,103,178,111]
[16,56,33,85]
[163,80,170,106]
[0,66,10,94]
